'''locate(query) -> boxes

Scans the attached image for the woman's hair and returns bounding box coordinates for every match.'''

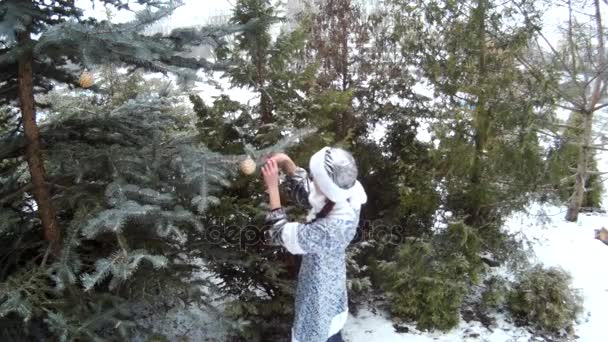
[314,200,335,221]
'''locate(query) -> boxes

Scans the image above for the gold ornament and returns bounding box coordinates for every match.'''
[79,70,94,88]
[596,227,608,245]
[239,157,256,175]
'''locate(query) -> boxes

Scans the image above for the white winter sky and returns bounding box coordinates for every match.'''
[76,0,237,26]
[74,0,608,43]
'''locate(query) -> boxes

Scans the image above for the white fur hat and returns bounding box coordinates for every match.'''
[309,146,367,206]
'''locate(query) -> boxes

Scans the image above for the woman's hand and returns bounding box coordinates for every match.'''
[268,153,290,166]
[262,159,280,190]
[262,159,281,210]
[266,153,297,176]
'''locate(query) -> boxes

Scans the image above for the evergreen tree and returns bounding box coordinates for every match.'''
[0,1,285,339]
[218,0,325,145]
[387,0,549,240]
[183,3,325,339]
[220,0,277,125]
[290,0,445,316]
[188,92,320,341]
[360,0,551,329]
[303,0,367,142]
[0,0,254,252]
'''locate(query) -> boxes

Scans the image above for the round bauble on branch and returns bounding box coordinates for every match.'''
[79,70,94,88]
[239,157,257,175]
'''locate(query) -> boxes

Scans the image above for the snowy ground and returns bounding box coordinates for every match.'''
[344,204,608,342]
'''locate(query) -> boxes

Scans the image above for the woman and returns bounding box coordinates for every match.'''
[262,147,367,342]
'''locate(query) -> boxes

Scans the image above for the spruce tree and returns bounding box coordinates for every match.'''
[304,0,366,142]
[185,3,323,339]
[220,0,277,125]
[0,0,255,252]
[0,1,286,339]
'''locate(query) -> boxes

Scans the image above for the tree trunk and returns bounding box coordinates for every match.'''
[565,111,593,222]
[17,31,61,252]
[256,45,272,125]
[565,0,605,222]
[335,0,353,142]
[260,91,272,125]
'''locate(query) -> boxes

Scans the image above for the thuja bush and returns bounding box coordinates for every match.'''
[378,221,483,331]
[506,265,583,336]
[379,240,466,331]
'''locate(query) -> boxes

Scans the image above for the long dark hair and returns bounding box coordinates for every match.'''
[314,200,335,221]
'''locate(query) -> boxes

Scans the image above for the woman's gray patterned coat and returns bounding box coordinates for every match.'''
[266,167,360,342]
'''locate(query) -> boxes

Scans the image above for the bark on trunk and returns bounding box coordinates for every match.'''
[17,31,61,251]
[335,0,352,142]
[565,0,605,222]
[256,44,272,125]
[260,91,272,125]
[566,112,593,222]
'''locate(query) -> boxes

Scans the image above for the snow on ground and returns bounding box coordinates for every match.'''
[344,308,535,342]
[344,205,608,342]
[145,202,608,342]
